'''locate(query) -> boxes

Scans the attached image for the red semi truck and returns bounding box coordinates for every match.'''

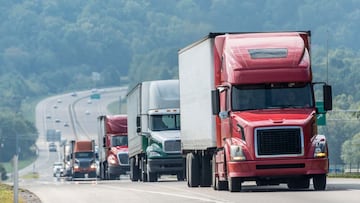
[97,115,129,180]
[178,31,332,192]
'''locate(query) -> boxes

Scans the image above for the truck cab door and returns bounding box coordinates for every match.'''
[219,87,230,145]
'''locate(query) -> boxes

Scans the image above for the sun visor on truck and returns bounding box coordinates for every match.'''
[106,115,127,134]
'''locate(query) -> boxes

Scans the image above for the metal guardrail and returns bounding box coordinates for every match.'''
[329,164,360,174]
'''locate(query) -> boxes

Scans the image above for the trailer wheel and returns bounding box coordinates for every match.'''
[130,158,139,182]
[200,153,212,187]
[313,174,326,191]
[228,177,242,192]
[187,153,200,187]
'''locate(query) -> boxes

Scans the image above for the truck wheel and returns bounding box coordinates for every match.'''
[141,157,148,182]
[287,177,310,190]
[200,154,212,187]
[313,174,326,191]
[212,154,228,191]
[148,172,158,182]
[109,174,118,180]
[187,153,200,187]
[228,177,242,192]
[177,172,185,181]
[130,158,139,182]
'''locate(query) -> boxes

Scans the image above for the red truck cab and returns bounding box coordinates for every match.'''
[70,140,97,180]
[211,32,332,191]
[98,115,129,180]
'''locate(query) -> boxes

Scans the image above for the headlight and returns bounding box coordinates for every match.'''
[108,155,118,165]
[148,151,161,158]
[230,145,246,161]
[73,163,79,169]
[314,142,327,158]
[90,162,97,169]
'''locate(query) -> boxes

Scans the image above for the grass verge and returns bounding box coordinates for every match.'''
[0,183,25,203]
[328,173,360,178]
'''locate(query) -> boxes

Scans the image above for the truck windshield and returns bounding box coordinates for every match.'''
[75,152,94,159]
[111,136,128,147]
[150,114,180,131]
[232,83,314,111]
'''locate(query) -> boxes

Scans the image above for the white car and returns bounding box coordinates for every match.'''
[53,162,64,177]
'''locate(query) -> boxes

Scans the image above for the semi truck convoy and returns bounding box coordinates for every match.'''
[69,140,97,180]
[127,79,184,182]
[97,114,129,180]
[178,31,332,192]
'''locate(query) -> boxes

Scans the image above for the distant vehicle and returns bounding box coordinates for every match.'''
[57,99,62,103]
[87,99,92,104]
[49,142,57,152]
[53,162,64,177]
[64,122,69,127]
[71,92,77,97]
[46,115,51,119]
[69,140,97,179]
[85,110,91,115]
[53,105,58,109]
[55,119,61,123]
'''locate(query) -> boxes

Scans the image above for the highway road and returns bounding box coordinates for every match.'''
[14,87,360,203]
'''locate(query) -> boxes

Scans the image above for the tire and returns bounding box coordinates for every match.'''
[287,177,310,190]
[187,153,200,187]
[228,177,242,192]
[109,173,118,180]
[130,158,139,182]
[141,157,148,182]
[313,174,326,191]
[177,172,185,181]
[200,153,212,187]
[148,171,158,182]
[212,154,217,190]
[212,154,228,191]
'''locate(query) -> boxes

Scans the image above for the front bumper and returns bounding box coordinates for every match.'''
[108,164,130,175]
[227,158,328,178]
[147,158,184,174]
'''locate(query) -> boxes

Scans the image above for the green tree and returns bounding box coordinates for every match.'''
[0,110,38,162]
[341,133,360,165]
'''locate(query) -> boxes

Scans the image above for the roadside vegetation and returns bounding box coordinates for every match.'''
[0,183,25,203]
[328,173,360,179]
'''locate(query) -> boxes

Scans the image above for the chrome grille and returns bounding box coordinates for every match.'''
[255,127,303,157]
[79,161,90,168]
[117,153,129,165]
[164,140,181,153]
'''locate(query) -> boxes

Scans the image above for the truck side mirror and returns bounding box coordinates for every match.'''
[102,137,106,148]
[136,116,141,133]
[211,89,220,115]
[323,84,332,111]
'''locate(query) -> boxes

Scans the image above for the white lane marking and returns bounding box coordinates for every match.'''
[99,184,233,203]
